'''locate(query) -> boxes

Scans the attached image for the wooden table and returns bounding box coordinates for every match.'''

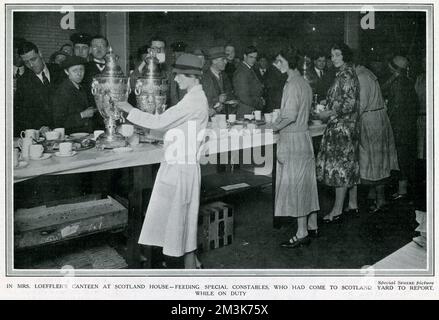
[13,124,326,268]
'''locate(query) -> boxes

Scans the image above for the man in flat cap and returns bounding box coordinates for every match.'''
[52,56,97,133]
[14,41,63,135]
[70,32,91,60]
[201,46,234,117]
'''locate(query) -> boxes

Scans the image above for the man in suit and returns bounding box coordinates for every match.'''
[255,55,268,83]
[52,56,97,134]
[307,52,334,102]
[14,41,63,135]
[233,45,264,118]
[201,46,234,117]
[263,57,288,113]
[84,35,108,88]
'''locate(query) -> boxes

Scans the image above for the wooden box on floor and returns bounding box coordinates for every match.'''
[197,201,234,252]
[14,196,128,250]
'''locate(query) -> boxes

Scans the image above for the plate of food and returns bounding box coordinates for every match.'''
[43,137,95,153]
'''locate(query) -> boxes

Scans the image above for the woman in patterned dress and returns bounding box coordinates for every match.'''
[316,43,361,222]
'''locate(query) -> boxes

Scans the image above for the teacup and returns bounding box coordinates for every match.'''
[252,110,262,121]
[228,114,237,123]
[94,130,105,140]
[264,113,273,123]
[45,131,61,141]
[20,129,39,140]
[120,124,134,137]
[29,144,44,159]
[14,148,19,167]
[244,114,254,121]
[54,128,65,140]
[19,137,33,159]
[59,142,73,155]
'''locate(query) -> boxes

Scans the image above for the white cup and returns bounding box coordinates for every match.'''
[264,113,273,123]
[14,148,19,167]
[45,131,61,141]
[228,114,236,123]
[215,114,227,124]
[20,129,39,140]
[128,133,140,146]
[120,124,134,137]
[94,130,105,140]
[29,144,44,159]
[54,128,65,140]
[19,137,33,159]
[253,110,262,121]
[244,114,254,121]
[59,142,73,155]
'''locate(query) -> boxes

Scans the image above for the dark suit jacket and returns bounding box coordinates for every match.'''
[14,63,63,135]
[263,65,287,112]
[225,60,237,85]
[201,68,234,114]
[307,66,335,101]
[52,79,96,134]
[233,62,264,117]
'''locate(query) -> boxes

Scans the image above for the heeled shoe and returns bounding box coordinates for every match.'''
[323,214,342,224]
[280,236,311,248]
[307,229,319,238]
[343,207,360,217]
[391,193,408,202]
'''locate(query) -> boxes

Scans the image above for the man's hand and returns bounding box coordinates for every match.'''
[116,101,134,114]
[80,107,96,119]
[213,102,223,112]
[219,93,227,104]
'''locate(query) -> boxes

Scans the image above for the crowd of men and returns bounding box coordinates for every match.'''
[13,32,336,137]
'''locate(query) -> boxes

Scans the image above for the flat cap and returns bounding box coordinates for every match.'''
[61,55,87,70]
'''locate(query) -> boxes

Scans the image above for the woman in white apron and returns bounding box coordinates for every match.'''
[117,54,208,268]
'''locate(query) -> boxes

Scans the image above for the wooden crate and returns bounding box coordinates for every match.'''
[197,201,234,252]
[14,196,128,250]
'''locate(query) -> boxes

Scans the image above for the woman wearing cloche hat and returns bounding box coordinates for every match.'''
[117,54,208,269]
[52,55,97,133]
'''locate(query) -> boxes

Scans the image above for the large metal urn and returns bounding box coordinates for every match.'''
[91,47,130,149]
[301,55,312,83]
[135,53,168,115]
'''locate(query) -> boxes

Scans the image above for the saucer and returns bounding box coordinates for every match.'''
[30,153,52,161]
[15,161,29,169]
[70,132,89,139]
[55,151,77,157]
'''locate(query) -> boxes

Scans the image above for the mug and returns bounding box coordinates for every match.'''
[19,137,33,159]
[215,114,227,124]
[45,131,61,141]
[264,113,273,123]
[54,128,65,140]
[252,110,262,121]
[20,129,39,140]
[29,144,44,159]
[244,114,254,121]
[120,124,134,137]
[59,142,73,155]
[94,130,105,140]
[128,133,140,146]
[228,114,236,123]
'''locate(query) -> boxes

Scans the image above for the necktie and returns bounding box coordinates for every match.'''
[41,71,49,86]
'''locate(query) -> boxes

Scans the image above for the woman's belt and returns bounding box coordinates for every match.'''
[363,107,384,113]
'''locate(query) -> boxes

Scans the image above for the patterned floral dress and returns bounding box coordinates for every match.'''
[316,63,361,187]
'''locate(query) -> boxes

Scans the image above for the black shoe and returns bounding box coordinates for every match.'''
[280,236,311,248]
[323,214,342,224]
[308,229,319,238]
[343,208,360,217]
[391,193,407,202]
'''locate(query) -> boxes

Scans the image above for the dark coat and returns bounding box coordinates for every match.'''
[263,64,287,112]
[52,79,95,134]
[233,62,264,117]
[201,68,234,114]
[225,60,237,85]
[307,66,335,101]
[385,74,419,180]
[14,63,63,135]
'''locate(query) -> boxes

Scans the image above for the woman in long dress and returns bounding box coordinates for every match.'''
[272,49,320,248]
[316,43,361,222]
[117,54,208,268]
[355,64,399,213]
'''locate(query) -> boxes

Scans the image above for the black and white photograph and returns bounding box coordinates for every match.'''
[1,1,436,300]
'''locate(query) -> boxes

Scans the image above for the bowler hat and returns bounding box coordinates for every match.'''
[61,56,87,70]
[208,46,226,60]
[172,54,203,75]
[70,33,91,46]
[388,55,409,73]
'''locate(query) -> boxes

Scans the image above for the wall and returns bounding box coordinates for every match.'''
[14,11,102,61]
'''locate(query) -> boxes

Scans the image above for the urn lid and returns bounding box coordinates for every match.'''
[95,47,126,79]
